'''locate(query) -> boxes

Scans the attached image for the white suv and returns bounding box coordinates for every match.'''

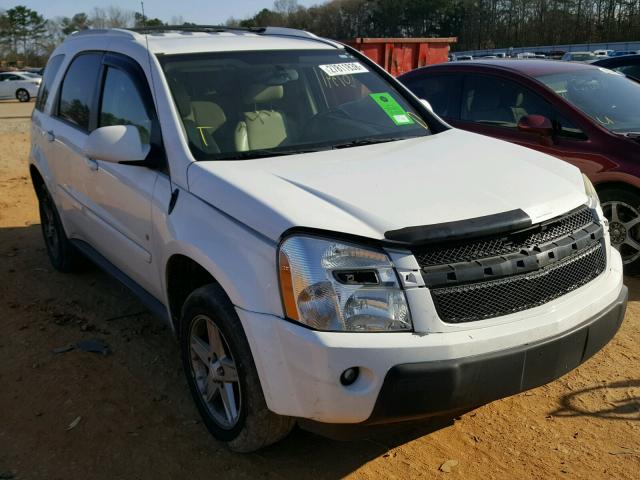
[30,26,627,452]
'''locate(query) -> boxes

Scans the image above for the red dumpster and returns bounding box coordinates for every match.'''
[346,37,457,76]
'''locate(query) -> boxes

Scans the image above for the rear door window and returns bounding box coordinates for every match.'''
[461,74,553,128]
[35,54,65,112]
[403,74,462,119]
[57,53,102,131]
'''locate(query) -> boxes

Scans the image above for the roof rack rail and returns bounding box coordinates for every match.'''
[130,25,266,34]
[69,28,138,39]
[260,27,341,48]
[68,25,341,49]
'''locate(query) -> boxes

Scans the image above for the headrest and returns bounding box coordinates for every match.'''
[258,68,299,85]
[514,92,524,107]
[499,85,521,107]
[170,79,191,118]
[191,101,227,132]
[244,84,284,105]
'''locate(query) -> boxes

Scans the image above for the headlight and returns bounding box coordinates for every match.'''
[278,235,412,332]
[583,174,600,208]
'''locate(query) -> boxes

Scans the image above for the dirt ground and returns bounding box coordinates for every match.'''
[0,99,639,479]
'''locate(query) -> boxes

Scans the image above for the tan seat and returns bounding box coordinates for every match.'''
[190,101,227,149]
[170,79,226,153]
[235,84,287,151]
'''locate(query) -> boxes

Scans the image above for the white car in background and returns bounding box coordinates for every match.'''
[0,71,41,102]
[562,51,598,62]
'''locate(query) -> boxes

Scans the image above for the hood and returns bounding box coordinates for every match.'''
[187,129,587,243]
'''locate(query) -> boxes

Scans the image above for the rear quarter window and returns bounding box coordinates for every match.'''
[403,73,462,119]
[35,54,65,112]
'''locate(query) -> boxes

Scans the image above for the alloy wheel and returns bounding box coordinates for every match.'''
[40,194,60,258]
[16,90,29,102]
[188,314,241,429]
[602,200,640,265]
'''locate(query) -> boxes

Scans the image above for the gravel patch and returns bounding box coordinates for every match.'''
[0,118,30,134]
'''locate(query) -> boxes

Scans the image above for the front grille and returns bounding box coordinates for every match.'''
[413,206,595,267]
[412,205,606,323]
[430,242,607,323]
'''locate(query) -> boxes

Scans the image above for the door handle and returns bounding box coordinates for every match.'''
[85,158,98,171]
[46,130,55,142]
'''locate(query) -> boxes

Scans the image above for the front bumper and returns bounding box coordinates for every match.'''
[237,248,625,424]
[367,285,627,424]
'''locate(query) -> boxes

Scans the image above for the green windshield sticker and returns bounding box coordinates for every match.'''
[369,93,415,126]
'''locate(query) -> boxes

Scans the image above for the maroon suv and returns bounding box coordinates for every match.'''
[399,60,640,272]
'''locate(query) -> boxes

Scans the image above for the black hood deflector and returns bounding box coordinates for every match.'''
[384,209,532,246]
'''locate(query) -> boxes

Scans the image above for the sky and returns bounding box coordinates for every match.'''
[3,0,321,23]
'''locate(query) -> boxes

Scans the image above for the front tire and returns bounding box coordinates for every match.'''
[599,187,640,274]
[16,88,30,102]
[180,284,294,452]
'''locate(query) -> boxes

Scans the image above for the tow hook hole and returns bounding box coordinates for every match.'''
[340,367,360,386]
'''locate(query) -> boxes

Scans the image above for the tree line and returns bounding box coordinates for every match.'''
[0,5,168,66]
[231,0,640,50]
[2,1,640,66]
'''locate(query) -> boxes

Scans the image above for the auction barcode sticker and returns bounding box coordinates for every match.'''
[319,62,368,76]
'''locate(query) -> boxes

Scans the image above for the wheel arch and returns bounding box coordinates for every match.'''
[29,164,45,197]
[594,180,640,197]
[165,253,232,335]
[162,189,285,330]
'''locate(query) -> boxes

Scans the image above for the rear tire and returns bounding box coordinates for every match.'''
[36,183,87,272]
[180,283,295,452]
[599,187,640,275]
[16,89,30,102]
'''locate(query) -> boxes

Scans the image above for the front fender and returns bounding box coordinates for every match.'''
[156,187,283,318]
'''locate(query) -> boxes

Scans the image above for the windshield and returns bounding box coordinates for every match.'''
[536,68,640,133]
[21,72,40,78]
[159,49,430,160]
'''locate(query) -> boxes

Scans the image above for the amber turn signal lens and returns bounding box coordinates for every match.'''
[278,250,299,321]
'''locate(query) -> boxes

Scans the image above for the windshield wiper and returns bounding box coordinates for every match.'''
[616,131,640,142]
[331,136,411,150]
[210,137,415,159]
[211,145,332,161]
